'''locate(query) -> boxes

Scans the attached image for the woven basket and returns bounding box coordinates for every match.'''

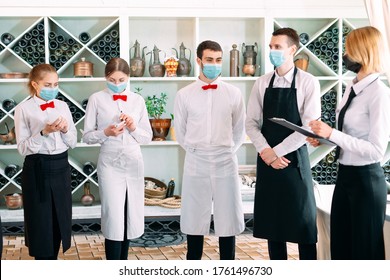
[144,177,167,199]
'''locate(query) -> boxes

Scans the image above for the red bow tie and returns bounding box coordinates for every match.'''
[113,95,127,101]
[40,101,55,111]
[202,84,218,90]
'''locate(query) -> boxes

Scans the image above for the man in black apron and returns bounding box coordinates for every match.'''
[246,28,321,260]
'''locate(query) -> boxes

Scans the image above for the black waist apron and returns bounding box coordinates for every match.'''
[22,151,72,256]
[253,68,317,244]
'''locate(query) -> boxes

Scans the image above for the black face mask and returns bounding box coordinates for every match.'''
[342,55,362,73]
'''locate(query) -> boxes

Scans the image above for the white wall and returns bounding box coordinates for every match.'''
[0,0,367,18]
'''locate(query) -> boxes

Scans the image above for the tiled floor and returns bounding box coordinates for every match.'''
[1,233,299,260]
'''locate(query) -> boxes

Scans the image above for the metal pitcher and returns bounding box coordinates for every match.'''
[172,42,192,77]
[130,40,146,77]
[147,45,166,77]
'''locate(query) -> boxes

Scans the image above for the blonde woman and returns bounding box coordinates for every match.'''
[308,26,390,259]
[14,64,77,259]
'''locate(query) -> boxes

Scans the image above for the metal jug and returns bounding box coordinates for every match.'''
[147,45,165,77]
[172,42,192,77]
[130,40,146,77]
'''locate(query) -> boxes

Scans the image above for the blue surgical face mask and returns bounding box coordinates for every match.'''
[107,81,127,93]
[39,87,58,101]
[202,63,222,80]
[269,50,286,68]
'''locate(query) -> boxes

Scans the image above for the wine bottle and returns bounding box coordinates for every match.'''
[1,32,15,45]
[31,28,39,37]
[67,38,75,46]
[56,34,65,44]
[49,54,57,63]
[5,164,20,178]
[98,39,105,48]
[166,178,175,198]
[110,29,119,38]
[2,99,16,112]
[49,40,59,50]
[79,32,91,44]
[60,43,69,51]
[0,175,7,187]
[24,32,32,41]
[71,167,79,178]
[73,111,84,122]
[49,32,56,40]
[91,44,99,53]
[72,44,81,53]
[83,161,95,175]
[104,34,112,43]
[18,39,28,48]
[299,33,309,45]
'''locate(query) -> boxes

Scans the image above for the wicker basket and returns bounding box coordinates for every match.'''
[144,177,167,199]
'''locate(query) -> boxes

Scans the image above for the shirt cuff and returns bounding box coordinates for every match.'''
[328,128,341,146]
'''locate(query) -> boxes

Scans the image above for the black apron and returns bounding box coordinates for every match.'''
[253,68,317,244]
[22,151,72,257]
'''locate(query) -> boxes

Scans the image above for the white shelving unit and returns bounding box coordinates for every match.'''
[0,1,388,220]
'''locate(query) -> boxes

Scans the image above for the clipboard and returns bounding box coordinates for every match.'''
[269,117,336,145]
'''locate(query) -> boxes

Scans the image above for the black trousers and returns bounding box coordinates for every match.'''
[186,234,236,260]
[105,194,130,260]
[268,240,317,260]
[331,163,387,260]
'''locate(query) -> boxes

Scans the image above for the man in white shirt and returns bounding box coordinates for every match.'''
[174,40,246,260]
[245,28,321,259]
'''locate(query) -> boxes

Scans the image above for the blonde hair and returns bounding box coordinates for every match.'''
[27,64,58,96]
[345,26,385,73]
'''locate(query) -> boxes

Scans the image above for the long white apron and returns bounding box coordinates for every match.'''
[180,147,245,237]
[97,145,144,241]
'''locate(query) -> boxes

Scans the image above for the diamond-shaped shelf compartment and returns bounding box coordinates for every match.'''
[11,20,45,67]
[48,21,83,71]
[90,23,120,63]
[57,92,84,124]
[311,148,338,185]
[307,23,340,74]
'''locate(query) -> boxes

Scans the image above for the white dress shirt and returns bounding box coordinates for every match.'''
[329,73,390,165]
[14,95,77,156]
[245,67,321,157]
[174,77,246,152]
[82,88,152,148]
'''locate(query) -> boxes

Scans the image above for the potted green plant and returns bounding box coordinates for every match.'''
[135,87,171,141]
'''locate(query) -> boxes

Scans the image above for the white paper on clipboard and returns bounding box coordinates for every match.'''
[269,117,336,146]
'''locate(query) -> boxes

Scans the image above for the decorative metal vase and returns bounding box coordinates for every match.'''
[147,45,165,77]
[172,42,192,77]
[80,182,95,206]
[130,40,146,77]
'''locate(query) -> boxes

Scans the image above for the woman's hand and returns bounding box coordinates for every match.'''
[120,113,136,132]
[308,120,333,138]
[42,116,68,134]
[104,122,125,137]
